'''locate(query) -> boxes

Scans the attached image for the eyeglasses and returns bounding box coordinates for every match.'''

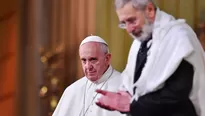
[118,17,137,29]
[118,23,127,29]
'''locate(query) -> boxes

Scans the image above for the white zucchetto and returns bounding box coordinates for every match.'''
[80,35,108,47]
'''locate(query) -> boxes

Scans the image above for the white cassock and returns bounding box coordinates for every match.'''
[53,65,126,116]
[120,8,205,116]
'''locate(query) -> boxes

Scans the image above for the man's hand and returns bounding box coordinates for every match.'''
[95,89,131,112]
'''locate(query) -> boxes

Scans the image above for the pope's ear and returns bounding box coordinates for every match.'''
[105,53,112,63]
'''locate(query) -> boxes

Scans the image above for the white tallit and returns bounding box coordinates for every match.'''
[121,8,205,116]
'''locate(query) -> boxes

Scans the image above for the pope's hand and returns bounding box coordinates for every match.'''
[95,89,131,112]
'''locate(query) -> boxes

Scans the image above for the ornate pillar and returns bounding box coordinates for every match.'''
[17,0,43,116]
[17,0,96,116]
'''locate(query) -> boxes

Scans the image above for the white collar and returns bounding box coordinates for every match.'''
[153,8,175,30]
[152,8,185,42]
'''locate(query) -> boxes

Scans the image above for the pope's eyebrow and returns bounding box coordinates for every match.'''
[89,57,97,61]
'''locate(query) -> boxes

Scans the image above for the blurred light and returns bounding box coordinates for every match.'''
[39,86,48,97]
[51,64,57,69]
[46,52,52,58]
[51,77,59,86]
[41,56,47,63]
[50,96,58,109]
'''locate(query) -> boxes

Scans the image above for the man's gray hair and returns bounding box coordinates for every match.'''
[100,43,110,54]
[115,0,156,10]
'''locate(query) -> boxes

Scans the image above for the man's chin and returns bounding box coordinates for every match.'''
[130,33,141,40]
[133,31,142,37]
[87,75,98,81]
[131,32,151,42]
[131,34,144,41]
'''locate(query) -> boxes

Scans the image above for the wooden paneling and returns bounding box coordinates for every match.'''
[65,0,96,79]
[0,0,17,18]
[0,0,18,114]
[0,11,17,116]
[0,98,15,116]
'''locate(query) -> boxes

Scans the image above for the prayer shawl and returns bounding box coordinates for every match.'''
[121,8,205,116]
[53,66,125,116]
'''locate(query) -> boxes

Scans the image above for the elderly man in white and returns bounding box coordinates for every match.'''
[52,35,125,116]
[96,0,205,116]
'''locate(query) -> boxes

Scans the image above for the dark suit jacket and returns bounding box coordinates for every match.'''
[130,60,197,116]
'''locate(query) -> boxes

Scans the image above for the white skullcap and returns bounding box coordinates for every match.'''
[80,35,108,46]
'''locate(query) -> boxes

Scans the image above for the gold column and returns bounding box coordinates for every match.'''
[96,0,132,72]
[176,0,180,18]
[197,0,205,50]
[194,0,199,29]
[163,0,177,17]
[179,0,195,28]
[109,0,131,71]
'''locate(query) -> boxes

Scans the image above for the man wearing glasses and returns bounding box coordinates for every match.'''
[96,0,205,116]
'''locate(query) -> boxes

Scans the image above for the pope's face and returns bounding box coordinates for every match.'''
[116,2,154,41]
[79,42,111,82]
